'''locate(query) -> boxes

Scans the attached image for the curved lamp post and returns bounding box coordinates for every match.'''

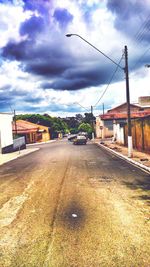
[66,33,133,157]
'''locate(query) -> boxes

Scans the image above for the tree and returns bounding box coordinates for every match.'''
[16,114,69,139]
[78,123,92,138]
[84,113,95,124]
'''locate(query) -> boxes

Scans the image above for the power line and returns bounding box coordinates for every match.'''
[93,54,124,108]
[74,102,90,112]
[65,55,124,111]
[63,101,90,112]
[134,14,150,44]
[130,46,150,72]
[66,34,123,70]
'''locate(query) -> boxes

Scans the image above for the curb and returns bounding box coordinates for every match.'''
[27,140,56,146]
[0,148,39,166]
[95,142,150,174]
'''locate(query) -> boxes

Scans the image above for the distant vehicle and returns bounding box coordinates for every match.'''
[78,132,88,140]
[68,134,77,141]
[73,135,87,145]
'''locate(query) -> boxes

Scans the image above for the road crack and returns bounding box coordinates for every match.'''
[44,160,69,266]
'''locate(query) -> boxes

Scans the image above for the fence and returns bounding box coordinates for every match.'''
[124,116,150,153]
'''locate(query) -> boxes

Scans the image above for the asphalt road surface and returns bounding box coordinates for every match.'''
[0,140,150,267]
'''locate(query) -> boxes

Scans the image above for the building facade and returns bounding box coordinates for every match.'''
[0,113,13,153]
[96,99,150,140]
[12,120,51,144]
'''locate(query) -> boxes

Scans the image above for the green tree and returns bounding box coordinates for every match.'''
[78,123,92,137]
[84,112,95,124]
[16,114,69,139]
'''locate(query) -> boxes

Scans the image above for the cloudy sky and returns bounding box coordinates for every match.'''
[0,0,150,117]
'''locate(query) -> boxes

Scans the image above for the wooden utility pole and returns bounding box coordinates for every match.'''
[91,105,94,139]
[124,46,132,157]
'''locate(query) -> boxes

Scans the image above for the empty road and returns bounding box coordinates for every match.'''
[0,140,150,267]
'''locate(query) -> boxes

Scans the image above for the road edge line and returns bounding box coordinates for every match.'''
[95,143,150,174]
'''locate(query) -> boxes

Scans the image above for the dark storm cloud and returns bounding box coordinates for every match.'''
[107,0,150,43]
[2,37,74,72]
[2,40,31,60]
[53,8,73,28]
[2,32,123,91]
[26,61,70,76]
[42,63,122,90]
[22,0,52,15]
[0,0,124,92]
[20,15,45,38]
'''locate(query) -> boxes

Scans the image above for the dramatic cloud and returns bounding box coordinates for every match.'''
[0,0,150,115]
[107,0,150,43]
[53,8,73,28]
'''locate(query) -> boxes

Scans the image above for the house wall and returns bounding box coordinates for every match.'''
[108,104,140,114]
[96,117,113,138]
[113,123,124,144]
[36,125,50,142]
[41,131,50,142]
[138,96,150,106]
[125,117,150,153]
[96,117,103,138]
[103,120,113,138]
[0,113,13,153]
[13,120,51,144]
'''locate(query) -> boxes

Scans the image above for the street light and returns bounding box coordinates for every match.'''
[66,33,133,157]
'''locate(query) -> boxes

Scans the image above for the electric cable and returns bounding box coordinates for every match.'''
[134,14,150,44]
[93,54,124,108]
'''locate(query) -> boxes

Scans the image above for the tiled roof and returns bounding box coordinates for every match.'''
[107,102,140,113]
[100,111,150,120]
[12,120,39,133]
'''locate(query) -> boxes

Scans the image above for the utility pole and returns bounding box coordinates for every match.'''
[124,46,132,158]
[91,105,94,139]
[66,34,132,155]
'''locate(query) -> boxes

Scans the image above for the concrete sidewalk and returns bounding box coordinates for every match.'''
[27,140,56,146]
[0,140,56,166]
[0,148,40,166]
[94,139,150,173]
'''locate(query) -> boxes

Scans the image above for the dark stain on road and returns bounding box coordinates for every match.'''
[60,201,86,230]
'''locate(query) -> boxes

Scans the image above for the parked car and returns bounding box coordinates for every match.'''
[73,135,87,145]
[68,134,77,141]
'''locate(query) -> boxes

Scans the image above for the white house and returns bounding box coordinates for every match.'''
[0,113,13,153]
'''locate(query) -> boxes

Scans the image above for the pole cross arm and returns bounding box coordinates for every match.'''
[66,34,123,70]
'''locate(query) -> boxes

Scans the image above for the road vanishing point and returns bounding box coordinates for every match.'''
[0,140,150,267]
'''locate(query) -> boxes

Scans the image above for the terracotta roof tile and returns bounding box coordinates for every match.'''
[12,120,38,133]
[100,111,150,120]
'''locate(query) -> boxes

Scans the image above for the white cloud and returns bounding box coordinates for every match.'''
[0,2,34,48]
[0,0,149,116]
